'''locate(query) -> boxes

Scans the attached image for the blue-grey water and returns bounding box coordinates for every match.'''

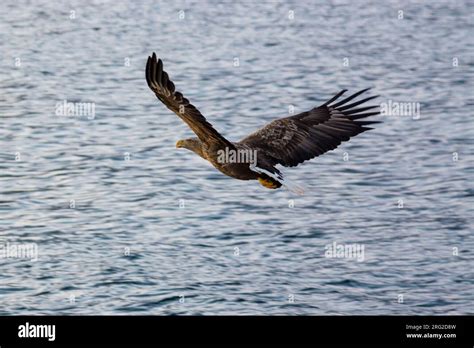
[1,0,473,315]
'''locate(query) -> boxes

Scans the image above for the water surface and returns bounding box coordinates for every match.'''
[0,0,473,314]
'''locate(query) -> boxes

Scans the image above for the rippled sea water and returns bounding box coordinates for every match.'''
[1,0,473,315]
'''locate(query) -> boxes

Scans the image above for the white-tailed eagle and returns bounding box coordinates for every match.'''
[146,53,379,189]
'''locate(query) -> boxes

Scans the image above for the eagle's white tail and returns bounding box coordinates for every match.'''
[249,164,306,195]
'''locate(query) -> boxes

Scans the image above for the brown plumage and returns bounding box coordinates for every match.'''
[145,53,380,190]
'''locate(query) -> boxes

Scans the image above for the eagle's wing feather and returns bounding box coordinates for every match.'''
[146,53,232,147]
[239,89,380,167]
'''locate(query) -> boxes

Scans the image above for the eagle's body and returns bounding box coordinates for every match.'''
[180,139,280,187]
[146,53,380,190]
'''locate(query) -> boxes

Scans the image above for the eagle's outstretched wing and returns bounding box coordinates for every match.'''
[239,89,380,167]
[146,53,233,147]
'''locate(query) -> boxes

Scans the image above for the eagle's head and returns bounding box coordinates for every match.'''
[176,138,204,158]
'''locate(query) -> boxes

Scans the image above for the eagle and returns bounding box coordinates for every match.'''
[145,53,380,190]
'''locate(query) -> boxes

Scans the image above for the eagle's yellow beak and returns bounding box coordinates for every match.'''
[176,140,184,148]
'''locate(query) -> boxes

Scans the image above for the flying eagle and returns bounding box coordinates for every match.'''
[145,53,380,190]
